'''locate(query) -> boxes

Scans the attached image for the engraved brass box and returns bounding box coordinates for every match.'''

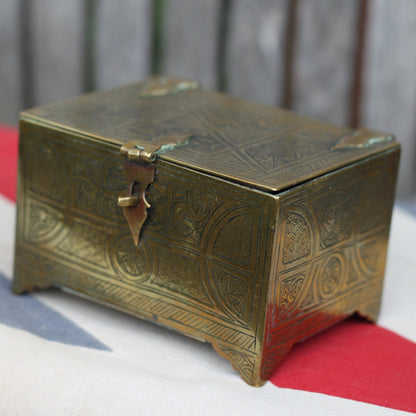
[13,78,400,386]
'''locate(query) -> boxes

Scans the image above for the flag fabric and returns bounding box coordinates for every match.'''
[0,125,415,415]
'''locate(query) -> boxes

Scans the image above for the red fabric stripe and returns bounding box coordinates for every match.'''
[2,125,416,412]
[271,319,416,413]
[0,125,18,202]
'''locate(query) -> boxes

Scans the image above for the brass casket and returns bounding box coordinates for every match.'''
[12,77,400,386]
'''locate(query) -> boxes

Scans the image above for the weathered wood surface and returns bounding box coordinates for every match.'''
[292,0,360,126]
[95,0,152,90]
[163,0,222,89]
[30,0,85,106]
[0,0,415,198]
[0,0,22,125]
[362,0,416,197]
[225,0,290,107]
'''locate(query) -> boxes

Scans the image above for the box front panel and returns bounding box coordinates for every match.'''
[14,121,277,383]
[262,148,400,380]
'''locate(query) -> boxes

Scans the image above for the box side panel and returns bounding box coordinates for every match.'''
[13,120,277,384]
[261,148,400,381]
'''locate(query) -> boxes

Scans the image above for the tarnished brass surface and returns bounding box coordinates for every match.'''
[21,79,398,192]
[13,78,400,386]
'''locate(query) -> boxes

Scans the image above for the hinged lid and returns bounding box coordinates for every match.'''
[21,77,399,193]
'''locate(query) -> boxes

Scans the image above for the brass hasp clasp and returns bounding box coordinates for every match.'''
[118,144,155,246]
[118,135,192,245]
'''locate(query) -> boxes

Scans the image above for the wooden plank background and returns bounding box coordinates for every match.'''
[95,0,152,90]
[291,0,360,126]
[225,0,290,107]
[30,0,85,105]
[0,0,22,123]
[0,0,415,199]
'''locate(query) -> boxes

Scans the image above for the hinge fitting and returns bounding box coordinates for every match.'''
[120,142,159,163]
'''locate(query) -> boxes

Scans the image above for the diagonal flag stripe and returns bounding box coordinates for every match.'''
[0,125,18,202]
[0,272,110,350]
[270,319,416,413]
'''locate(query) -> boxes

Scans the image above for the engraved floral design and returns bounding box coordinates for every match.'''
[212,270,249,321]
[283,212,311,264]
[358,172,392,235]
[115,236,147,278]
[279,273,305,316]
[27,140,64,202]
[69,153,125,220]
[321,201,352,248]
[58,222,108,268]
[216,345,255,382]
[169,188,223,247]
[153,250,211,304]
[319,257,342,297]
[26,202,63,242]
[245,138,324,171]
[212,212,253,267]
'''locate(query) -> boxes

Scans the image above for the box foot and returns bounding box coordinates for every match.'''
[212,341,265,386]
[12,270,53,295]
[212,341,294,386]
[355,298,382,323]
[260,343,294,384]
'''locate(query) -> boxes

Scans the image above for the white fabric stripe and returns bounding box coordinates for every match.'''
[0,195,414,415]
[379,207,416,342]
[0,324,411,416]
[0,195,14,278]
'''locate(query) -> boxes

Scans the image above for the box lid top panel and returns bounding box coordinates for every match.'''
[21,78,398,193]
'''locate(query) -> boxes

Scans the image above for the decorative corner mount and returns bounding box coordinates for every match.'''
[139,76,200,97]
[332,128,395,151]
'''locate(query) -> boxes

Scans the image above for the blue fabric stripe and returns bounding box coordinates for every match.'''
[0,273,110,351]
[397,200,416,217]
